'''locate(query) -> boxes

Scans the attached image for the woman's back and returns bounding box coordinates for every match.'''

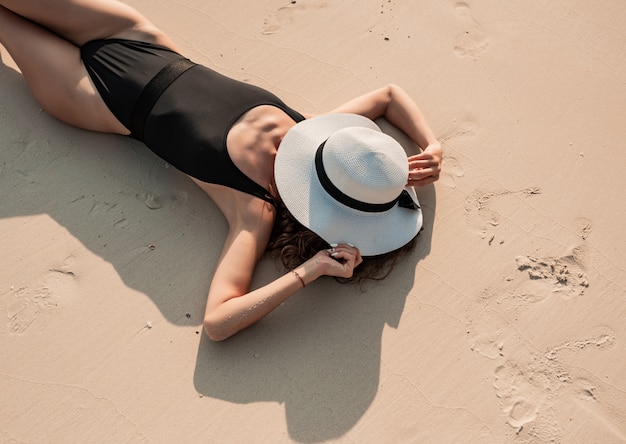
[81,38,305,205]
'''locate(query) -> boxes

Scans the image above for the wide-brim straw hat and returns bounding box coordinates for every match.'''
[274,113,422,256]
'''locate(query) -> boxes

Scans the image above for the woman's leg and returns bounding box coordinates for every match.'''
[0,0,178,48]
[0,6,128,133]
[0,0,180,133]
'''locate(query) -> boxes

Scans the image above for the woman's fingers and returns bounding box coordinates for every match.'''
[408,165,440,183]
[408,157,437,169]
[407,144,442,186]
[323,243,362,278]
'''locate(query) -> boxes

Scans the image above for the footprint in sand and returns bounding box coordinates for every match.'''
[440,118,480,143]
[440,155,465,188]
[548,339,625,441]
[453,2,489,60]
[544,326,616,362]
[469,332,503,359]
[515,248,589,300]
[438,118,479,188]
[493,362,545,430]
[492,360,565,440]
[464,187,541,242]
[6,256,78,334]
[493,348,623,440]
[466,246,590,330]
[262,1,329,35]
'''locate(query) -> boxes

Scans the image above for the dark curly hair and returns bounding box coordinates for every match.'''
[266,196,418,284]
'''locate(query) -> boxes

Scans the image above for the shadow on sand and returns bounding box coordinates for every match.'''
[192,120,436,442]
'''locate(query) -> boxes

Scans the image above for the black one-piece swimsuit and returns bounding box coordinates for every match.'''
[81,39,305,205]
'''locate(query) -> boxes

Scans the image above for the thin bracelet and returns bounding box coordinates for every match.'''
[292,270,306,288]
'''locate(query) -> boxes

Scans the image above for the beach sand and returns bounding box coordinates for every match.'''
[1,0,625,442]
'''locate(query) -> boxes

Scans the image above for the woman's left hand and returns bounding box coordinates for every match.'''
[407,143,442,187]
[311,243,363,279]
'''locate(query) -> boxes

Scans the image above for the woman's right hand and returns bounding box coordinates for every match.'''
[407,142,443,187]
[309,244,363,279]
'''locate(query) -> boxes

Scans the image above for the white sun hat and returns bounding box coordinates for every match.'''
[274,113,422,256]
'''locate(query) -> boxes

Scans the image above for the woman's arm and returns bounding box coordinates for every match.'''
[329,84,442,187]
[202,201,361,341]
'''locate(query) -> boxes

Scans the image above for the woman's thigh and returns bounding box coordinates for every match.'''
[0,6,129,133]
[0,0,177,49]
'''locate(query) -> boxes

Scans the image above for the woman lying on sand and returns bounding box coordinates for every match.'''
[0,0,442,340]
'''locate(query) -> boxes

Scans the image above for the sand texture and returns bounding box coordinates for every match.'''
[1,0,625,442]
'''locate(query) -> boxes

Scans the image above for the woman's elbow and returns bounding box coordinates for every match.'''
[203,316,231,342]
